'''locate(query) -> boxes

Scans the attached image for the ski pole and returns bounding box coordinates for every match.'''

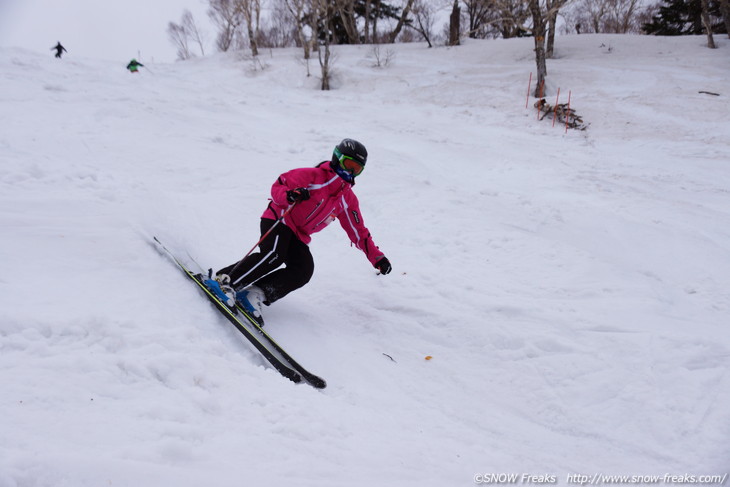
[227,202,297,277]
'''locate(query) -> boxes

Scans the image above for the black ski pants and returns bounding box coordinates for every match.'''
[217,218,313,305]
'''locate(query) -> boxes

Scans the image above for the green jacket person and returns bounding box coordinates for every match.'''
[126,59,144,73]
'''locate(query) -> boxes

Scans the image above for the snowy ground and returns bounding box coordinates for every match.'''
[1,34,729,486]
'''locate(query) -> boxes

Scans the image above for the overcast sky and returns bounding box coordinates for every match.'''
[0,0,212,63]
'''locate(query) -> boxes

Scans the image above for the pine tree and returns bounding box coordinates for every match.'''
[643,0,726,34]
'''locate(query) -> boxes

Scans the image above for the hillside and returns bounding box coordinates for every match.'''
[1,34,729,486]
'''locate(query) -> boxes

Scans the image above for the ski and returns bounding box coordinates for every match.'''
[233,302,327,389]
[153,236,326,388]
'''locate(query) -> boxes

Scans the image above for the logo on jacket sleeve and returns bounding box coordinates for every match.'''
[351,210,361,224]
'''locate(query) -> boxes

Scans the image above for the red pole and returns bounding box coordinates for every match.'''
[525,73,532,109]
[227,202,297,277]
[552,87,561,127]
[565,91,572,133]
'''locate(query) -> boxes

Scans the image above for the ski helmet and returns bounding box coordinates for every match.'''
[331,139,367,183]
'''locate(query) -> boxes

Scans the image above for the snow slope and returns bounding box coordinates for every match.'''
[1,34,729,486]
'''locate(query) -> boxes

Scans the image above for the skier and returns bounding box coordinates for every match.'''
[126,59,144,73]
[51,42,66,59]
[204,138,392,325]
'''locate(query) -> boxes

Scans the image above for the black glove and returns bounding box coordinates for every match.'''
[375,256,392,275]
[286,187,310,203]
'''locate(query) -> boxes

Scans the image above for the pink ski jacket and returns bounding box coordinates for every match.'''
[261,162,385,267]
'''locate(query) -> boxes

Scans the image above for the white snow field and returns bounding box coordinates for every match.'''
[1,34,729,486]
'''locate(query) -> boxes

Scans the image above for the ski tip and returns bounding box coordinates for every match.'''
[309,377,327,389]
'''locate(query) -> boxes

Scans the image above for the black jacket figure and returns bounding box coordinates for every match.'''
[52,42,67,59]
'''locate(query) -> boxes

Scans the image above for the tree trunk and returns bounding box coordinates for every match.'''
[335,0,360,43]
[373,0,381,42]
[237,0,260,57]
[546,5,558,58]
[449,0,461,46]
[413,1,434,48]
[529,0,548,97]
[319,43,331,90]
[297,19,310,59]
[364,0,372,43]
[247,25,259,56]
[309,0,321,55]
[700,0,717,48]
[389,0,416,42]
[320,1,333,90]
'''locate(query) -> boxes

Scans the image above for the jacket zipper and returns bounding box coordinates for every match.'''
[305,201,322,221]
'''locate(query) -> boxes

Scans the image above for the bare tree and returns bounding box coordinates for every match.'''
[183,10,206,56]
[609,0,641,31]
[529,0,548,96]
[284,0,313,57]
[410,0,437,46]
[529,0,572,95]
[463,0,494,38]
[370,44,396,65]
[238,0,263,56]
[458,0,531,40]
[317,0,335,89]
[208,0,243,51]
[564,0,644,34]
[258,2,297,48]
[168,22,192,60]
[576,0,607,31]
[389,0,417,42]
[167,10,205,60]
[207,0,262,57]
[484,0,531,38]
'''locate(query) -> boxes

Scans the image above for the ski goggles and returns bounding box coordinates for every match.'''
[335,149,365,177]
